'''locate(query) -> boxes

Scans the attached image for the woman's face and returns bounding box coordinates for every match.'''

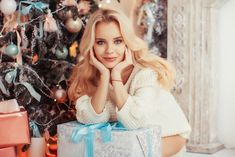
[93,21,126,69]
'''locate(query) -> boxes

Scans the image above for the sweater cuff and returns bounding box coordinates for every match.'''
[86,97,108,117]
[75,95,109,123]
[116,95,144,129]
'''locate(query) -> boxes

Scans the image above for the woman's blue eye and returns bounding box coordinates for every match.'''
[114,39,123,45]
[96,41,105,45]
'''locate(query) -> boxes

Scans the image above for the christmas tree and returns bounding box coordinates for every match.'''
[0,0,99,138]
[0,0,166,145]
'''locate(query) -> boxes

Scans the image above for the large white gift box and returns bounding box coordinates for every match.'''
[58,121,161,157]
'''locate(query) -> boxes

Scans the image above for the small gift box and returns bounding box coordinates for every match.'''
[0,147,17,157]
[0,107,30,148]
[0,99,20,113]
[58,121,161,157]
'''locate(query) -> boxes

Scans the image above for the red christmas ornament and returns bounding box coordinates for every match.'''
[53,87,67,103]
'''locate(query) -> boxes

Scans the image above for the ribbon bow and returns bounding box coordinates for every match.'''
[71,122,114,157]
[19,1,49,15]
[29,121,41,137]
[0,78,10,96]
[17,1,49,25]
[3,67,41,102]
[71,122,153,157]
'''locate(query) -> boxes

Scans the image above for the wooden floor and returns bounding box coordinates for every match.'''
[185,149,235,157]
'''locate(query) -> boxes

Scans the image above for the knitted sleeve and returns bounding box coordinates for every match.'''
[75,95,110,124]
[116,68,160,128]
[116,68,191,138]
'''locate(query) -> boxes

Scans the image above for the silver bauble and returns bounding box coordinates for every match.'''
[65,17,83,33]
[55,47,68,59]
[0,0,17,15]
[5,43,18,57]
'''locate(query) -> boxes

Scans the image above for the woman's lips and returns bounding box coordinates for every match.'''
[103,57,116,62]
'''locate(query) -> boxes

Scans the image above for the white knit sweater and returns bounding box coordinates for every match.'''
[75,67,191,138]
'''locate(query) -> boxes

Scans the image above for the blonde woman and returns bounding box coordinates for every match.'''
[68,7,191,157]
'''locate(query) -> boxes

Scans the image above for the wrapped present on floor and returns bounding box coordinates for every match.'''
[58,121,161,157]
[0,106,30,148]
[0,147,17,157]
[0,99,20,113]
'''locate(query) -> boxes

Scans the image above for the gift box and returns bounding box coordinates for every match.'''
[0,108,30,148]
[0,99,20,113]
[0,147,17,157]
[58,121,161,157]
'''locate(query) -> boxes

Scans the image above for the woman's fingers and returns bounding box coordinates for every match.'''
[124,47,133,65]
[89,48,96,64]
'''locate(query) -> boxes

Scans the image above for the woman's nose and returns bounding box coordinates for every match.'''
[105,44,114,54]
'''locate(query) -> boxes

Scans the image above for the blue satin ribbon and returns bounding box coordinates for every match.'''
[5,69,17,84]
[146,130,153,157]
[4,68,41,102]
[29,121,41,137]
[16,82,41,102]
[71,122,153,157]
[19,1,49,15]
[0,79,10,96]
[71,122,113,157]
[17,1,49,25]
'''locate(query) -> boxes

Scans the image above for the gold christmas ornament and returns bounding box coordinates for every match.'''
[65,17,83,33]
[69,41,78,57]
[32,53,39,64]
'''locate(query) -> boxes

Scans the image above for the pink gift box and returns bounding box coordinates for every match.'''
[0,99,20,113]
[0,108,30,148]
[0,147,17,157]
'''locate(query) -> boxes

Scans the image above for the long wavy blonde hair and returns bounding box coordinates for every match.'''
[68,7,175,102]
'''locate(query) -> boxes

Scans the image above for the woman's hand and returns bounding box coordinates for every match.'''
[89,48,109,76]
[111,47,133,79]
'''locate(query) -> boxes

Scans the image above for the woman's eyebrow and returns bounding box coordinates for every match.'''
[95,38,105,40]
[95,37,123,40]
[113,36,123,40]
